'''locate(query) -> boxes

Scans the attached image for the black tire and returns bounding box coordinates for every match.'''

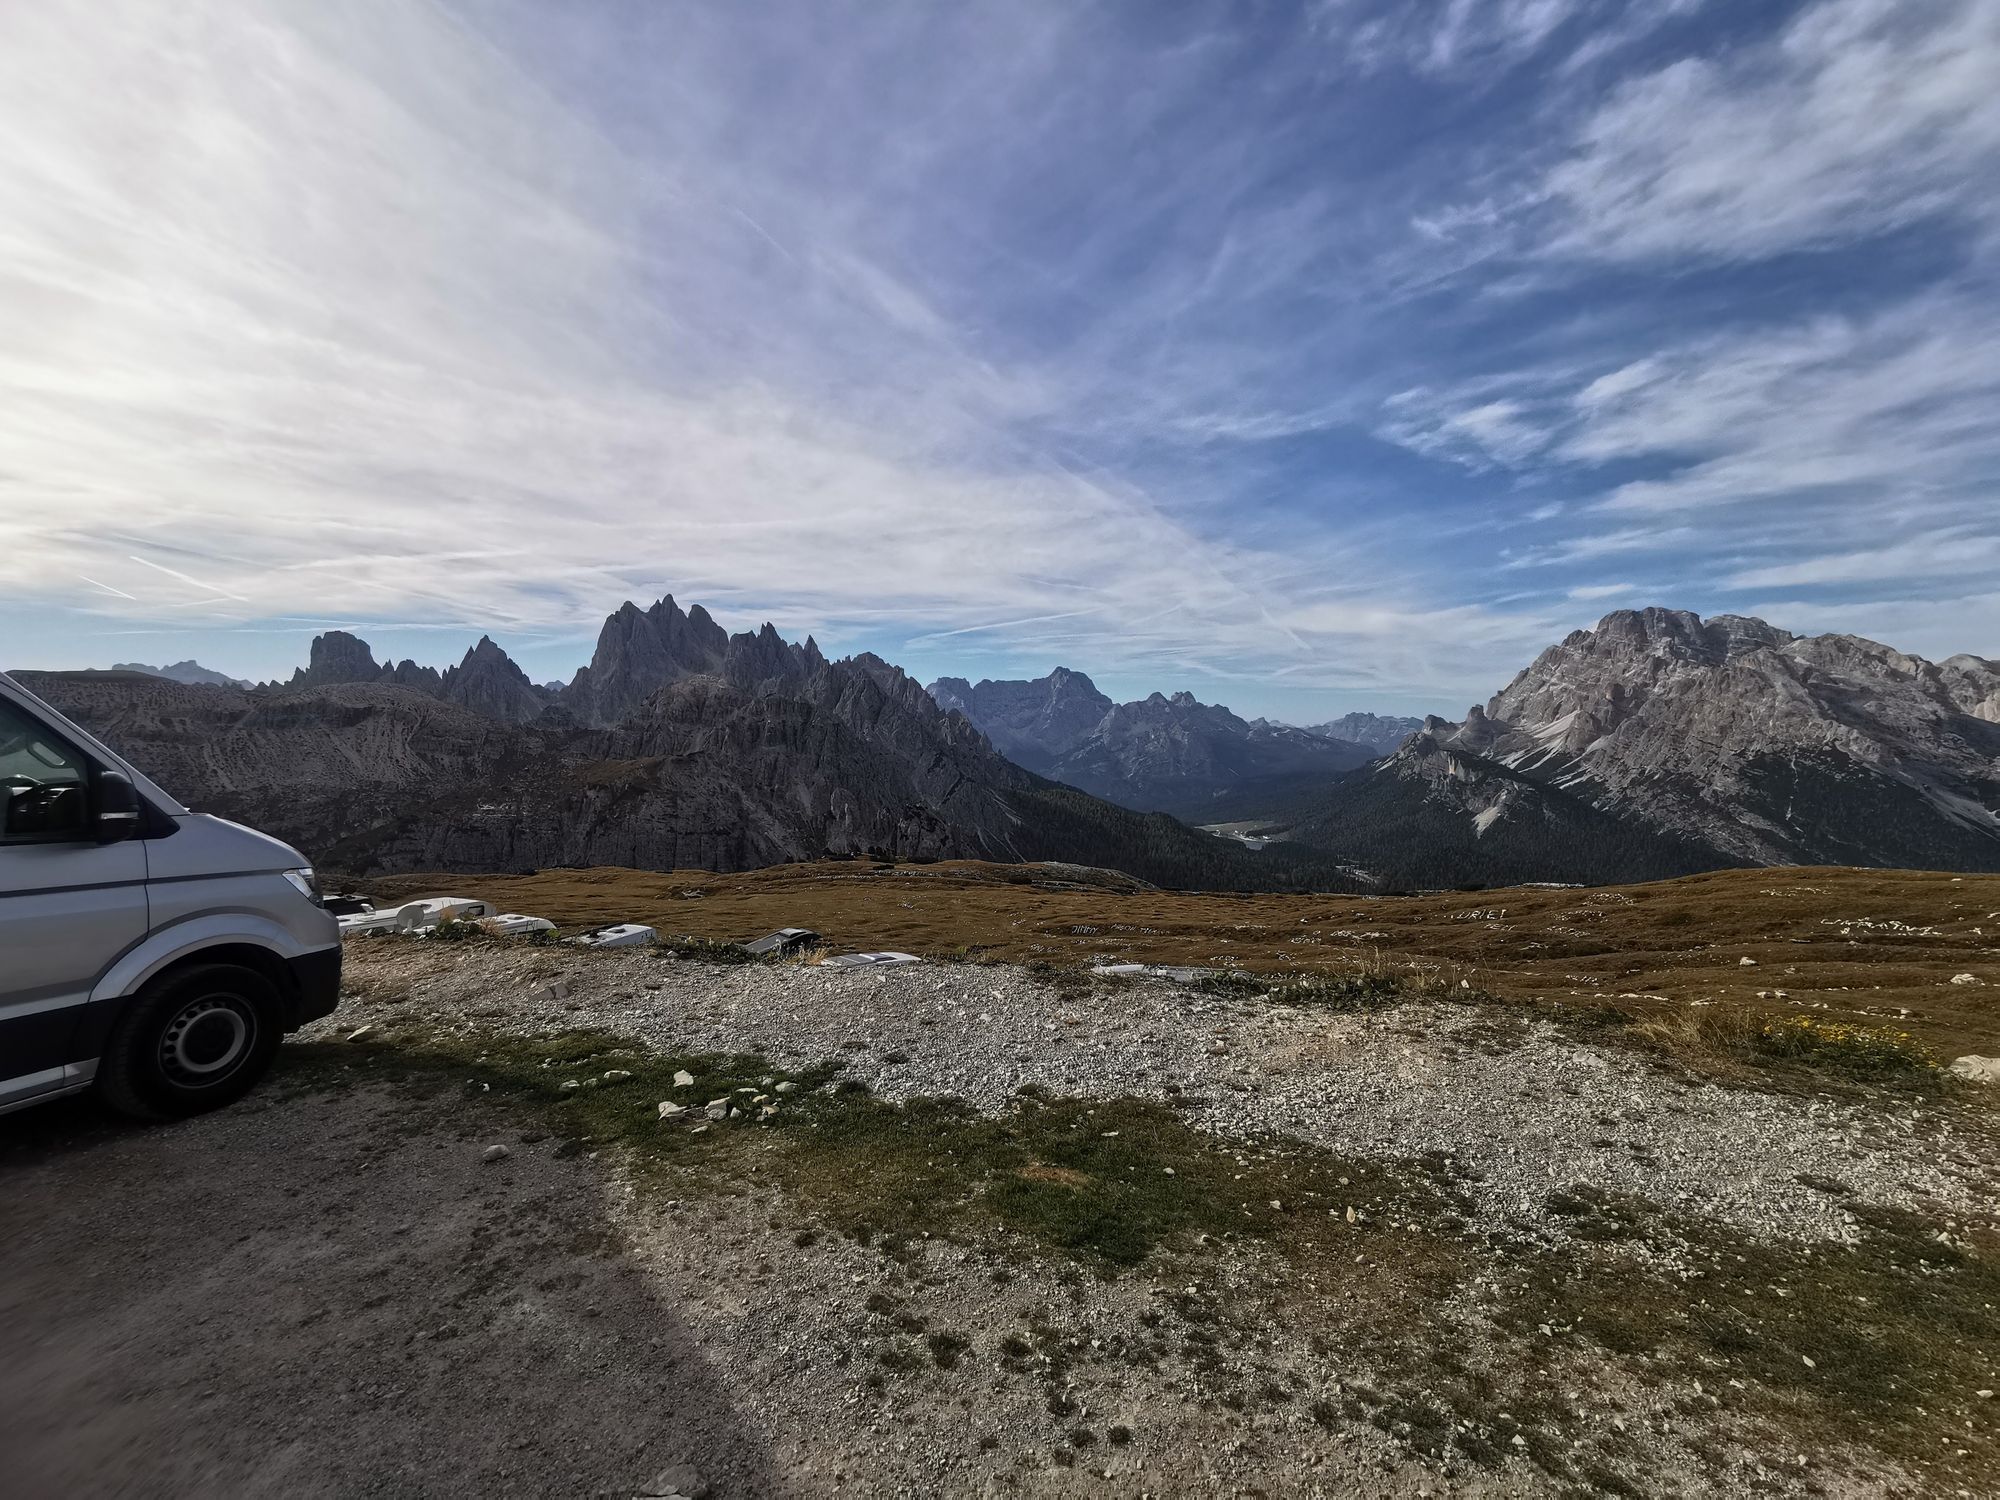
[98,962,282,1121]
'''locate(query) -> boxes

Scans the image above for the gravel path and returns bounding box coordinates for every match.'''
[323,942,2000,1247]
[10,939,1990,1498]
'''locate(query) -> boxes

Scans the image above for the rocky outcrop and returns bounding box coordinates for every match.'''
[1939,654,2000,723]
[286,630,382,688]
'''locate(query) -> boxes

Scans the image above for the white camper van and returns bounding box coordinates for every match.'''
[0,671,340,1118]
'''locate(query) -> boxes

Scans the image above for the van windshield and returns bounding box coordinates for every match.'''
[0,701,83,785]
[0,699,87,840]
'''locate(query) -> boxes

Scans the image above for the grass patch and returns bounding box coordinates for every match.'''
[1749,1014,1938,1079]
[282,1022,1453,1268]
[1196,966,1495,1013]
[282,1019,2000,1491]
[1482,1197,2000,1485]
[657,934,769,964]
[1631,1008,1943,1093]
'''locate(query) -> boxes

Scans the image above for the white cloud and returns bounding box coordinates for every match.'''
[1740,590,2000,664]
[1547,0,2000,262]
[0,0,1522,699]
[1315,0,1587,76]
[1380,388,1558,468]
[1571,299,2000,516]
[1567,582,1635,599]
[1724,530,2000,590]
[1501,526,1694,569]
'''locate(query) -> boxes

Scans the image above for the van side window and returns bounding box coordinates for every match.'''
[0,700,89,843]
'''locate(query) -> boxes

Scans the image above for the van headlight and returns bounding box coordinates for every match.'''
[282,867,322,905]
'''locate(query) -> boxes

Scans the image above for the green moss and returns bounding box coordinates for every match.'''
[1488,1196,2000,1476]
[282,1023,1449,1269]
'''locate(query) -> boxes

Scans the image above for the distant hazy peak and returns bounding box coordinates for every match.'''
[112,659,249,689]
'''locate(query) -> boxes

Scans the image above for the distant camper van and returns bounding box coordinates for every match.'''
[0,671,340,1118]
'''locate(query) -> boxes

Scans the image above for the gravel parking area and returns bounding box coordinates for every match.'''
[320,940,2000,1247]
[7,938,1995,1498]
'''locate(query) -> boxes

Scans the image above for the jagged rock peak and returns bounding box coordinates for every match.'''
[289,630,380,688]
[439,635,549,725]
[562,594,732,727]
[382,658,444,694]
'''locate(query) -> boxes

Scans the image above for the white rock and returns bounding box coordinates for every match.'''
[673,1070,696,1087]
[1948,1055,2000,1084]
[602,1069,633,1083]
[481,1145,510,1164]
[775,1081,799,1094]
[657,1101,687,1120]
[345,1024,373,1043]
[704,1099,730,1121]
[559,1079,580,1092]
[1739,957,1758,967]
[1949,973,1980,985]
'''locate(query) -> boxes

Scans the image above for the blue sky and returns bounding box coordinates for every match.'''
[2,0,1996,721]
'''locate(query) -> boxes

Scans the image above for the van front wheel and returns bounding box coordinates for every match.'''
[98,963,282,1120]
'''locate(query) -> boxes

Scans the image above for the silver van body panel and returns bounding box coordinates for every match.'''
[0,836,150,1012]
[91,907,335,1003]
[0,672,340,1113]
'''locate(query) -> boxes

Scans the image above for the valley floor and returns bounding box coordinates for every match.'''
[6,903,1997,1497]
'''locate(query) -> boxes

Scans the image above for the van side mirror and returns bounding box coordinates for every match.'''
[95,771,143,843]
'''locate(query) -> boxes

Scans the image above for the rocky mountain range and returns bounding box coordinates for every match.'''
[281,630,557,724]
[26,601,1362,893]
[112,659,250,689]
[1278,608,2000,886]
[1304,712,1425,755]
[926,669,1372,819]
[927,668,1111,770]
[33,601,2000,891]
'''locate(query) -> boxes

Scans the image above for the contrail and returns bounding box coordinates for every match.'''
[128,554,249,602]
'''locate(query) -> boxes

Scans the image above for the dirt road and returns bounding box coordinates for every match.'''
[0,1078,777,1499]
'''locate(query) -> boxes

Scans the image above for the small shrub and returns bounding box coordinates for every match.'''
[1195,969,1265,996]
[1750,1014,1936,1079]
[1266,972,1409,1012]
[661,935,760,964]
[928,1332,970,1369]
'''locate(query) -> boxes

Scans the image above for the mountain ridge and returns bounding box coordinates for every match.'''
[1277,607,2000,882]
[925,669,1373,817]
[23,603,1364,894]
